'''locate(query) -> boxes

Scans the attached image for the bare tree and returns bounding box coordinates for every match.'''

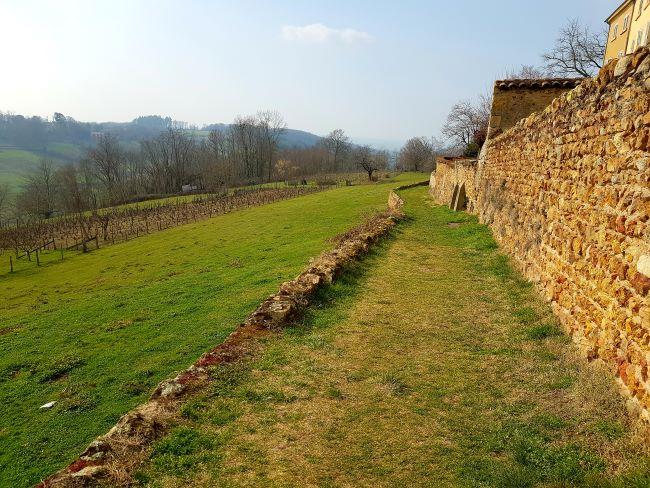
[441,94,491,156]
[504,65,549,79]
[56,164,92,215]
[323,129,351,172]
[17,159,58,218]
[398,137,434,172]
[87,134,125,205]
[56,163,96,249]
[0,183,9,223]
[542,19,606,78]
[354,145,385,181]
[257,110,286,182]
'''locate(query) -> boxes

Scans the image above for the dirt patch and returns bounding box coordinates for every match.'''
[0,326,20,336]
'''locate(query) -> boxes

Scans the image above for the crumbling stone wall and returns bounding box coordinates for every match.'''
[429,157,478,212]
[477,50,650,422]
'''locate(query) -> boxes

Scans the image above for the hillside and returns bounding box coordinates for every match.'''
[0,114,324,191]
[0,174,421,487]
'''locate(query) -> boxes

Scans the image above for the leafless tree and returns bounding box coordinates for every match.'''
[140,128,196,193]
[398,137,434,172]
[56,164,92,215]
[56,164,95,248]
[504,65,549,79]
[354,145,385,181]
[542,19,606,78]
[442,94,492,156]
[257,110,286,181]
[0,183,9,223]
[17,159,58,218]
[87,134,125,205]
[323,129,351,172]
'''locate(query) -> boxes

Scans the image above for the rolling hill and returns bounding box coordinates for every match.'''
[0,115,324,191]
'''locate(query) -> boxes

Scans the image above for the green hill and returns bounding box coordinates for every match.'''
[0,174,420,487]
[0,143,84,191]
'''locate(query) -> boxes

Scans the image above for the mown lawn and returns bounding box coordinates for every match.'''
[132,187,649,487]
[0,173,424,488]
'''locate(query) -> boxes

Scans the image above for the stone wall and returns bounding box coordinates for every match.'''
[488,79,582,137]
[476,50,650,422]
[429,157,478,212]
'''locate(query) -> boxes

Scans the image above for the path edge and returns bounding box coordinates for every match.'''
[38,180,427,487]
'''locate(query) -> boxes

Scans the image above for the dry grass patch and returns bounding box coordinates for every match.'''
[131,188,649,488]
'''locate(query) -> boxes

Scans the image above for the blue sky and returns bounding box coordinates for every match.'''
[0,0,613,147]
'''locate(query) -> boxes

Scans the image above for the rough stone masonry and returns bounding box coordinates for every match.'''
[432,49,650,424]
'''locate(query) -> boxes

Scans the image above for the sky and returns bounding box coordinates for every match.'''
[0,0,613,148]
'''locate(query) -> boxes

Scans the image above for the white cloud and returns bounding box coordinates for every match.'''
[281,23,374,44]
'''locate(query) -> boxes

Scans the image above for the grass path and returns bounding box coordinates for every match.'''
[136,187,648,487]
[0,174,424,488]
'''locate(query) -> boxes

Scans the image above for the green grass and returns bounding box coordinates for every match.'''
[132,187,648,487]
[0,143,82,191]
[0,172,425,488]
[94,180,320,214]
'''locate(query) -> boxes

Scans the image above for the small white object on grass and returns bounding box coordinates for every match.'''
[39,401,56,410]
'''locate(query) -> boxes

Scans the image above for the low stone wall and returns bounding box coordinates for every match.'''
[429,158,478,212]
[40,188,409,487]
[476,50,650,422]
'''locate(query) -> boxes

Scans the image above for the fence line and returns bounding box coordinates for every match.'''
[1,186,329,272]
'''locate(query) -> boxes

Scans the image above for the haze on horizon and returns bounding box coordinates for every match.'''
[1,0,612,147]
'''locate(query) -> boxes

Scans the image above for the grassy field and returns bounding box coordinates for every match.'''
[0,143,82,191]
[132,187,649,487]
[0,173,425,488]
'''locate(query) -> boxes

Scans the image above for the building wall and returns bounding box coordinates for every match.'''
[488,85,577,138]
[475,51,650,422]
[627,0,650,53]
[606,1,634,62]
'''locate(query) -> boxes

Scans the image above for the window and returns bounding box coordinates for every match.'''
[638,29,644,47]
[624,15,630,31]
[646,22,650,45]
[613,24,619,40]
[637,0,644,18]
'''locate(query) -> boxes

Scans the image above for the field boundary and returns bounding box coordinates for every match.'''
[38,183,424,487]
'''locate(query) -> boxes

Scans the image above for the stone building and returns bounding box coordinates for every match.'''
[487,78,583,139]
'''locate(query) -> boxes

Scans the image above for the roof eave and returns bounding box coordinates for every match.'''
[605,0,634,24]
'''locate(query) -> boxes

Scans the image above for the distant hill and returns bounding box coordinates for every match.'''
[202,123,322,149]
[0,114,324,190]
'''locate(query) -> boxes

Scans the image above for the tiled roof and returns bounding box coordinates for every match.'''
[494,78,584,90]
[437,156,478,165]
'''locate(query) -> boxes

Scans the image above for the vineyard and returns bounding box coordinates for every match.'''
[0,185,326,262]
[0,174,418,487]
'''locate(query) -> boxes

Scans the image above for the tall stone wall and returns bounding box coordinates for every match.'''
[429,157,478,212]
[476,50,650,422]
